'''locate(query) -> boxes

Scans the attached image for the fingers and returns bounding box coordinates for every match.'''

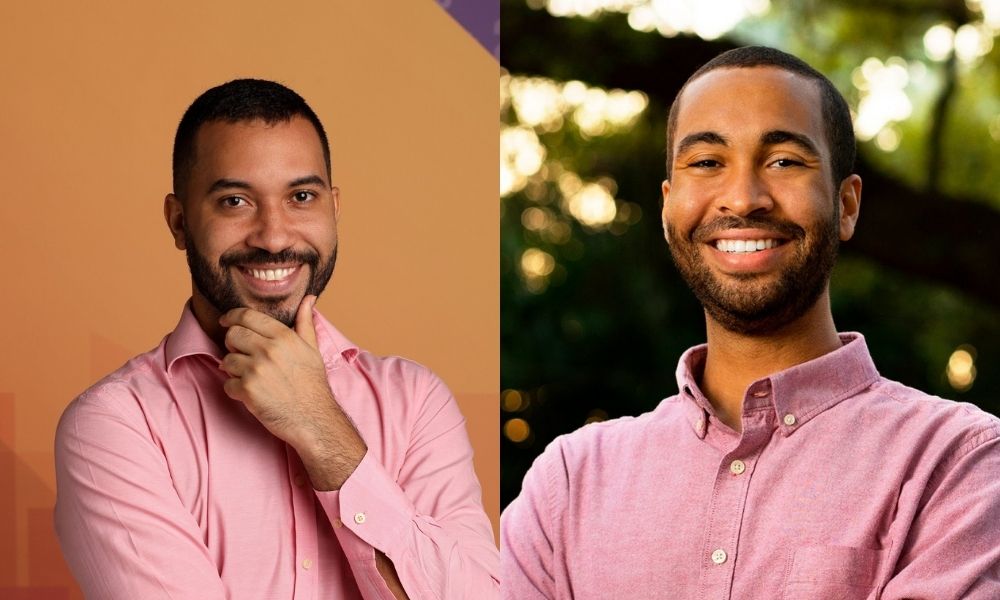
[223,324,268,355]
[295,295,319,350]
[218,351,253,377]
[222,375,246,402]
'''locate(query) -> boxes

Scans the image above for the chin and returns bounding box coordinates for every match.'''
[241,295,301,327]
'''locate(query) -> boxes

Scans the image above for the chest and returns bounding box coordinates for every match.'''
[559,431,908,599]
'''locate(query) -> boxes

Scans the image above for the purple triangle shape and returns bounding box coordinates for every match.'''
[434,0,499,60]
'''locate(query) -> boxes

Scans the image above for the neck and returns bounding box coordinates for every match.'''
[699,290,842,433]
[189,290,227,351]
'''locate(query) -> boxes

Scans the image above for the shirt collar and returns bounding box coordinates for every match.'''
[165,300,360,374]
[675,333,880,438]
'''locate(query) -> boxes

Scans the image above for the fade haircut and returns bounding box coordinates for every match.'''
[665,46,855,187]
[172,79,331,197]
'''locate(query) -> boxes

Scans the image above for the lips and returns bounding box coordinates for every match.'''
[697,226,797,274]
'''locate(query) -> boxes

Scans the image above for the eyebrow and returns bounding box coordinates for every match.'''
[206,174,328,195]
[206,178,252,195]
[675,131,729,157]
[288,175,328,188]
[760,130,821,158]
[674,129,822,160]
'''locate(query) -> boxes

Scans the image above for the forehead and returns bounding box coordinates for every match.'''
[674,67,826,151]
[191,116,327,184]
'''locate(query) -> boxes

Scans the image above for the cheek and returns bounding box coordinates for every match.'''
[190,224,244,262]
[663,191,705,233]
[302,219,336,240]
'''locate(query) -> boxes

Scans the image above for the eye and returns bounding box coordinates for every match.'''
[292,190,316,203]
[771,158,804,168]
[221,196,248,208]
[689,159,722,169]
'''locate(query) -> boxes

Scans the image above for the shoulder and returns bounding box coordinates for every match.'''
[57,343,167,445]
[351,350,451,402]
[860,378,1000,481]
[870,377,1000,446]
[527,395,684,484]
[354,350,441,384]
[345,351,466,435]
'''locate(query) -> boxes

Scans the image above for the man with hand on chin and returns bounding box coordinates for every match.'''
[501,47,1000,599]
[55,79,498,599]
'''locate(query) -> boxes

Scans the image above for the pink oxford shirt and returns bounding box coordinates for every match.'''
[55,303,499,599]
[501,334,1000,599]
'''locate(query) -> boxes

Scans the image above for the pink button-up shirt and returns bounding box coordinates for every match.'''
[501,334,1000,599]
[55,303,498,599]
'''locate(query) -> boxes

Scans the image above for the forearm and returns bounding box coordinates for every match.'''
[294,395,368,491]
[377,549,411,600]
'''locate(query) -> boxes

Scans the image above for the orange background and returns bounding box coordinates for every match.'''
[0,1,498,596]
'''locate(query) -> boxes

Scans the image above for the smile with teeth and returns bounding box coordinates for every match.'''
[715,239,783,253]
[244,266,298,281]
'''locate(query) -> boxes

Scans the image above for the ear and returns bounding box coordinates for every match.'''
[660,180,672,244]
[164,193,187,250]
[837,174,862,241]
[331,186,341,221]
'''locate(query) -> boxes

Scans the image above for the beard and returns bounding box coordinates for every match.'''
[184,230,337,327]
[667,209,839,336]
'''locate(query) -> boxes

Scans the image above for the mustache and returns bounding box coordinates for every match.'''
[692,215,805,243]
[219,248,320,268]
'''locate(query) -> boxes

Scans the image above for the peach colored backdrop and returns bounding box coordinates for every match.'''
[0,1,498,596]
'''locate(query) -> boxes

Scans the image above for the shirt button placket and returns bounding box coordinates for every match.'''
[699,414,762,595]
[286,448,317,600]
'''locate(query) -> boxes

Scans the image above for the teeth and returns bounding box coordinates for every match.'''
[714,239,779,253]
[248,267,295,281]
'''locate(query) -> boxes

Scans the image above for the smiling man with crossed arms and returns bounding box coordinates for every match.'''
[55,79,498,599]
[501,47,1000,599]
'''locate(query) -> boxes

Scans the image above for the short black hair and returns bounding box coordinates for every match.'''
[172,79,331,197]
[665,46,855,186]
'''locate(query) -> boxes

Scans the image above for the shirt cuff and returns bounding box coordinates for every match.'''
[318,450,417,560]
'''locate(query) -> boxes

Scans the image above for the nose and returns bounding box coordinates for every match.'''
[717,164,773,216]
[245,203,294,253]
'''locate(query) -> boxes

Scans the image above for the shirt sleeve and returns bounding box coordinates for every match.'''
[882,423,1000,599]
[499,438,566,600]
[316,372,499,599]
[54,386,229,600]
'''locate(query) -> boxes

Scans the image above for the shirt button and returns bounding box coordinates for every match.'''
[354,512,367,524]
[730,459,746,475]
[783,413,797,426]
[302,558,313,570]
[711,549,728,564]
[293,474,307,487]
